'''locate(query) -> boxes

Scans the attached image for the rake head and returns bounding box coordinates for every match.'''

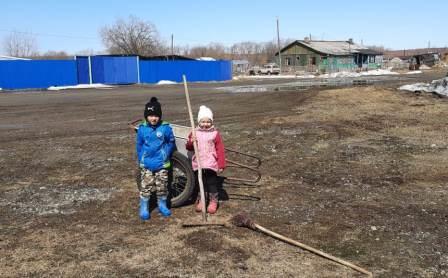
[230,212,256,229]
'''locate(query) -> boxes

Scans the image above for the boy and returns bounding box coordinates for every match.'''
[136,97,175,220]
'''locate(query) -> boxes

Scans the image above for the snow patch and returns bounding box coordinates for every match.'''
[156,80,177,85]
[236,68,405,80]
[399,77,448,97]
[319,68,399,78]
[404,71,422,75]
[197,57,216,61]
[236,74,299,79]
[48,84,114,90]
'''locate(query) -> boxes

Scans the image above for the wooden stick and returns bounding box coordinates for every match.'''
[182,75,207,222]
[182,221,228,228]
[253,223,373,277]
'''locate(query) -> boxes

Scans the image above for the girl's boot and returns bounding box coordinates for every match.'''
[139,196,150,220]
[207,193,219,214]
[158,196,172,217]
[195,197,204,212]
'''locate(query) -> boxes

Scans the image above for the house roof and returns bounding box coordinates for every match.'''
[0,55,31,60]
[278,40,383,56]
[140,55,194,61]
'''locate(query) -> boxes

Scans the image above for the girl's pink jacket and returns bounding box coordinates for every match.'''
[185,127,226,172]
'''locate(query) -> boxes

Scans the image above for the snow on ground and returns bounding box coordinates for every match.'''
[405,71,422,74]
[48,84,114,91]
[235,68,416,80]
[234,74,302,80]
[156,80,177,85]
[196,57,216,61]
[399,77,448,97]
[319,68,399,78]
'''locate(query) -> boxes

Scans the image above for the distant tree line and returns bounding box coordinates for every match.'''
[99,16,294,65]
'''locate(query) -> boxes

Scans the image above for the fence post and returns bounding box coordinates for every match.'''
[136,56,141,84]
[88,56,93,84]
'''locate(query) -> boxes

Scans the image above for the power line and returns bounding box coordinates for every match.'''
[0,29,97,40]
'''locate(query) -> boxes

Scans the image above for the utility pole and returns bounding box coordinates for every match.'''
[171,34,174,59]
[276,17,282,74]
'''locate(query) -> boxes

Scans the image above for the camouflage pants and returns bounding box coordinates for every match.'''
[138,168,168,198]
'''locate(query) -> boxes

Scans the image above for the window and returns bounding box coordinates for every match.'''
[285,58,291,66]
[311,57,316,65]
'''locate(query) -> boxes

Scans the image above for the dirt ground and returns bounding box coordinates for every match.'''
[1,71,448,277]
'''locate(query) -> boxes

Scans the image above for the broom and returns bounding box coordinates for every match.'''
[182,75,207,222]
[230,212,373,277]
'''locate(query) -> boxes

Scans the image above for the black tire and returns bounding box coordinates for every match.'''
[169,151,195,207]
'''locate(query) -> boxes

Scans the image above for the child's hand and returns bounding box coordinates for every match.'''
[218,168,224,173]
[191,134,197,142]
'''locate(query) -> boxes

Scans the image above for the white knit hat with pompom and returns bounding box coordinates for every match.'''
[197,105,213,122]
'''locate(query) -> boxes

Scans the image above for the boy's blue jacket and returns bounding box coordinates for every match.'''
[136,121,176,171]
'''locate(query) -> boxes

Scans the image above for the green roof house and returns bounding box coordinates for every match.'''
[275,38,383,73]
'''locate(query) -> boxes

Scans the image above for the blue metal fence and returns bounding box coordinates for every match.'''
[139,60,232,83]
[0,60,78,90]
[0,57,232,90]
[76,56,90,84]
[91,56,138,84]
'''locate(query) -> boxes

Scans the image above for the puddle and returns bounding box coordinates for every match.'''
[217,75,410,93]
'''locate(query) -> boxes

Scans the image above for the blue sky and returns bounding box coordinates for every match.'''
[2,0,447,54]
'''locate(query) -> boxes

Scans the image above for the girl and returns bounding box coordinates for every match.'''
[186,105,226,214]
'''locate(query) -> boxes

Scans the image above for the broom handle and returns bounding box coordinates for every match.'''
[253,223,373,277]
[182,75,207,222]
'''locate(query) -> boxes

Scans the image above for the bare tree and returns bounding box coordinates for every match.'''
[75,48,98,56]
[186,42,228,59]
[37,50,70,60]
[180,39,295,65]
[366,45,388,53]
[2,31,39,57]
[100,15,164,56]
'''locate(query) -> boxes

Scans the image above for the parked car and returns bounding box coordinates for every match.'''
[248,63,280,75]
[259,63,280,75]
[248,66,261,75]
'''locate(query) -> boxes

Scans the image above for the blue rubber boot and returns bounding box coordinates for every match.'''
[139,196,150,220]
[158,197,171,217]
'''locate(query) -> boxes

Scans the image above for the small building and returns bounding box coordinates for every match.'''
[409,52,440,70]
[276,39,383,73]
[232,60,250,73]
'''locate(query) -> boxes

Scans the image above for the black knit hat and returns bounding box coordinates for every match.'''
[144,97,162,118]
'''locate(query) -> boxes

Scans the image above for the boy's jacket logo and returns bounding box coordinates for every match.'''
[147,107,154,111]
[156,131,163,138]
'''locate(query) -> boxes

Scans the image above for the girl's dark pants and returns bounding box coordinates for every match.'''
[194,169,218,195]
